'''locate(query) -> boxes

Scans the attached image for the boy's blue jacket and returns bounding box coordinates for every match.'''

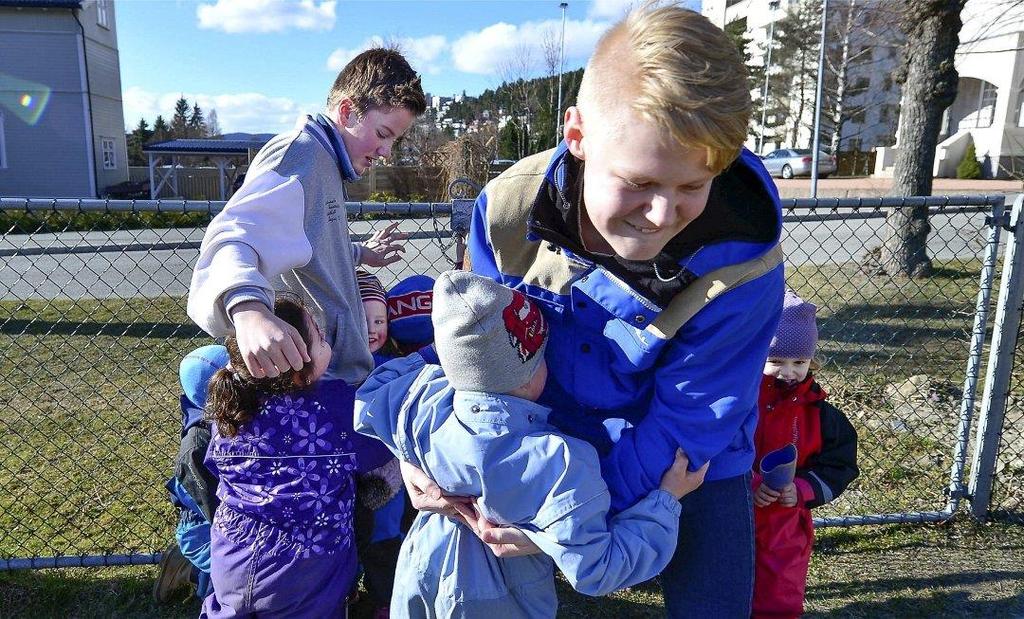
[467,145,785,512]
[355,354,683,616]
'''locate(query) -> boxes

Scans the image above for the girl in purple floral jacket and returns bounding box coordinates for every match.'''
[200,295,393,618]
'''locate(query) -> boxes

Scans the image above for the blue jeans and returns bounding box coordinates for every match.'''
[661,472,754,618]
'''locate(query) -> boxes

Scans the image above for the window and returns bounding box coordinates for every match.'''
[978,81,997,128]
[101,137,116,170]
[1017,78,1024,127]
[850,76,871,96]
[97,0,109,29]
[850,108,867,124]
[882,75,893,92]
[0,113,6,169]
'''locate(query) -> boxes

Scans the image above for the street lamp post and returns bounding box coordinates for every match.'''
[555,2,568,147]
[757,0,780,155]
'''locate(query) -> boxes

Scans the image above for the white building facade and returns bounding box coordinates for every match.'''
[876,0,1024,179]
[703,0,903,155]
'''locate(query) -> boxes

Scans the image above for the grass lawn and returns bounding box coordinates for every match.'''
[1,256,1022,616]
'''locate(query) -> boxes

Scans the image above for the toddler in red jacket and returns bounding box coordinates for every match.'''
[752,289,859,618]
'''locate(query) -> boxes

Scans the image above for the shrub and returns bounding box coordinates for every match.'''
[956,142,982,180]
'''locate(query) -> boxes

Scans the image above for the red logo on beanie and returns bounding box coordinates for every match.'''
[502,291,547,363]
[387,291,432,321]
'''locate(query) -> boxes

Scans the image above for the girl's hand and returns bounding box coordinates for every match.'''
[399,461,472,517]
[453,499,542,559]
[230,301,309,378]
[360,222,408,267]
[778,482,798,507]
[754,483,781,508]
[658,449,709,500]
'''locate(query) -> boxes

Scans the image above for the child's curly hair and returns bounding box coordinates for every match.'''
[205,294,320,437]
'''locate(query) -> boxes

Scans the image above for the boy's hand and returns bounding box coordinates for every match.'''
[778,482,798,507]
[658,449,709,500]
[230,301,309,378]
[361,222,408,267]
[754,483,781,508]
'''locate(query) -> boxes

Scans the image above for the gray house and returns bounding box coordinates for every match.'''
[0,0,127,197]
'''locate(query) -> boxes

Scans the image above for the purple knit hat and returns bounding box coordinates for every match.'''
[768,289,818,359]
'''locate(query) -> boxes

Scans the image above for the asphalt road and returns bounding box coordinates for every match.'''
[0,210,1001,301]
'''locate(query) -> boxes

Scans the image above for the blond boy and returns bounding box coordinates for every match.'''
[403,6,785,615]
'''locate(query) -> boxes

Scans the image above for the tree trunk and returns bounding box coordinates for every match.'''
[792,47,809,146]
[882,0,964,278]
[829,0,856,154]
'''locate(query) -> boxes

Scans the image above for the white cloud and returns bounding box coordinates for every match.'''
[588,0,699,20]
[587,0,637,20]
[450,19,610,76]
[197,0,336,34]
[326,34,448,75]
[122,87,318,134]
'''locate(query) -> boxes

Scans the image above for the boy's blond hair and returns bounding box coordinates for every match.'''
[326,47,427,116]
[579,4,751,173]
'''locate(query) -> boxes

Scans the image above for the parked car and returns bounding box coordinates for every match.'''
[101,179,150,200]
[760,149,837,179]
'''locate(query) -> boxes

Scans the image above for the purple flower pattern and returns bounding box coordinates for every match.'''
[206,381,386,557]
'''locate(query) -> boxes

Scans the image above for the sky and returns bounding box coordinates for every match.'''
[117,0,699,134]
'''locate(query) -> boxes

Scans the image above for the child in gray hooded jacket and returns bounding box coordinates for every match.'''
[356,271,707,618]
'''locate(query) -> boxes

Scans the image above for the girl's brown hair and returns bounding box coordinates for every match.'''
[206,294,319,438]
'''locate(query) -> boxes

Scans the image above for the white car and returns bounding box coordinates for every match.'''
[761,149,837,179]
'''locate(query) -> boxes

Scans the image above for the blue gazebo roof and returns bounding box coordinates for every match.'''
[143,138,271,155]
[0,1,81,7]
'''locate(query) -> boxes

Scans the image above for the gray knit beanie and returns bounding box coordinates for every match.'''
[432,271,548,393]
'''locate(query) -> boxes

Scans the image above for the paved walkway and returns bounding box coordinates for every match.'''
[774,177,1024,198]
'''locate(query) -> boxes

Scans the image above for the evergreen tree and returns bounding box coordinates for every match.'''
[127,118,152,166]
[771,0,823,147]
[189,103,207,138]
[497,122,521,161]
[171,97,190,138]
[152,115,170,142]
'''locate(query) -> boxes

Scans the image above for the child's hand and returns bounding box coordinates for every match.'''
[659,449,709,500]
[399,460,473,515]
[778,482,798,507]
[754,483,780,507]
[454,499,542,559]
[361,221,408,267]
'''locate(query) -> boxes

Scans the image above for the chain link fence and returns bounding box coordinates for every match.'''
[968,196,1024,524]
[0,193,1020,570]
[989,318,1024,523]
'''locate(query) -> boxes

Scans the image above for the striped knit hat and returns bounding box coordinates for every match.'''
[356,269,386,305]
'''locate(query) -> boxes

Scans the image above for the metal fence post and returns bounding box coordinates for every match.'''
[969,194,1024,521]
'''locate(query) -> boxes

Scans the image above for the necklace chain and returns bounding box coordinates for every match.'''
[653,261,682,283]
